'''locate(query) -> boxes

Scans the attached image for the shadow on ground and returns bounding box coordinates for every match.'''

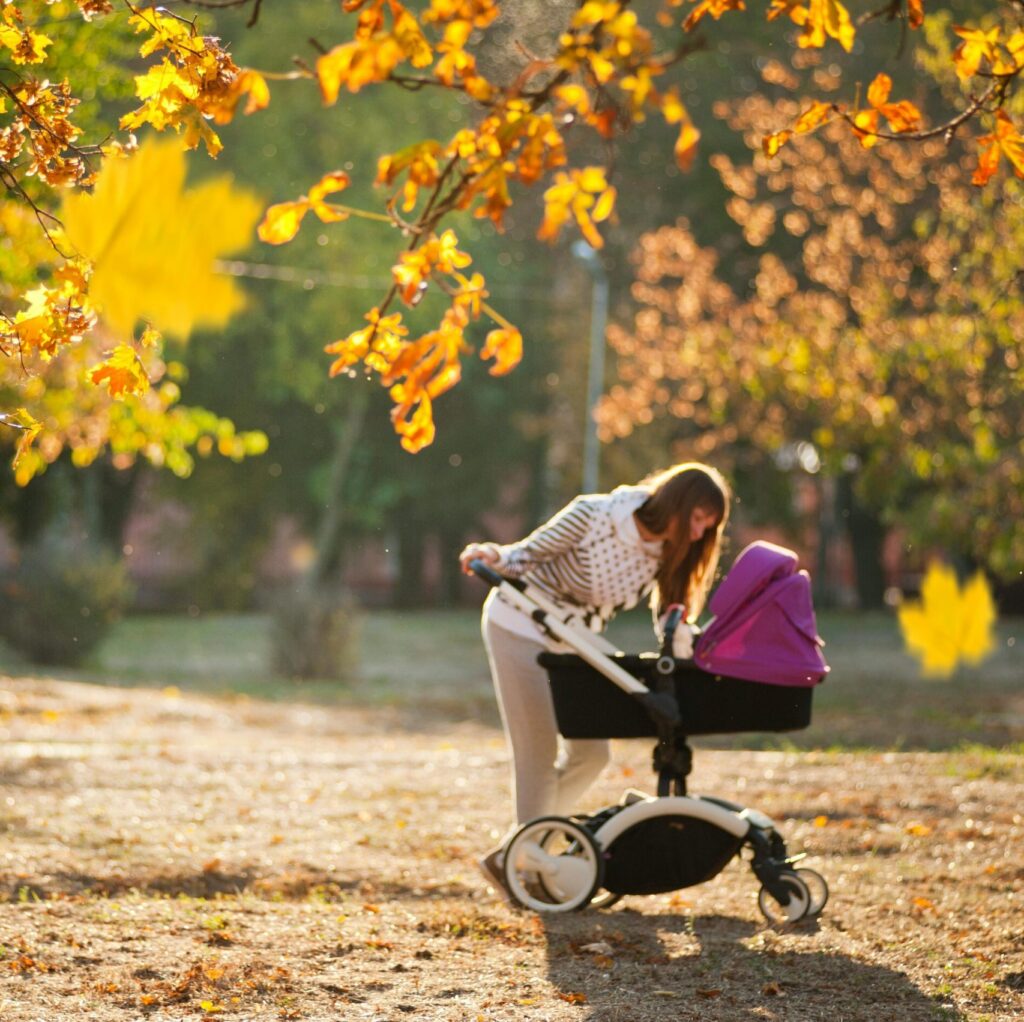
[539,913,961,1022]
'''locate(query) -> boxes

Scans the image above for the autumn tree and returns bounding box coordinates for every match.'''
[597,45,1024,601]
[5,0,1024,485]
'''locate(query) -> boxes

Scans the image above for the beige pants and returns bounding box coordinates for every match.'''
[482,615,610,827]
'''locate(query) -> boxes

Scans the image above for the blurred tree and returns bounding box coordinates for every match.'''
[5,0,1024,482]
[597,49,1024,603]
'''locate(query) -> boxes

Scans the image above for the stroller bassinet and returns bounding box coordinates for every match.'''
[470,542,829,921]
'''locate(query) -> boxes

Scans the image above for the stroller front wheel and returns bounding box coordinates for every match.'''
[757,871,812,924]
[793,867,829,915]
[503,816,604,913]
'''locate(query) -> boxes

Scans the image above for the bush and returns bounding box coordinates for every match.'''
[271,585,361,681]
[0,531,133,667]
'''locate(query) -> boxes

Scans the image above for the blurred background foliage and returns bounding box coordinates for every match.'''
[1,1,1021,673]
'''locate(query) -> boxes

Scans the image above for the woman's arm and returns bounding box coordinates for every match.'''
[487,497,594,578]
[459,496,594,578]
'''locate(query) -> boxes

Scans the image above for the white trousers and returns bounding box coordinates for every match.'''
[482,615,610,827]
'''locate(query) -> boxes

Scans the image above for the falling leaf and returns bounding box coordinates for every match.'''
[697,988,723,998]
[61,138,262,340]
[898,561,997,678]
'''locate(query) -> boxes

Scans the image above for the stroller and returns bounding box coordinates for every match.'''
[470,541,830,922]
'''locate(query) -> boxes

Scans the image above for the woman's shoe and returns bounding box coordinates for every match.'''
[476,849,513,903]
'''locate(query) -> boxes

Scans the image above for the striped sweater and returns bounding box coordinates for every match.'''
[484,485,663,641]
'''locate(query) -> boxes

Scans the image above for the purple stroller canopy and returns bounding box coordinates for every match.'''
[694,541,829,688]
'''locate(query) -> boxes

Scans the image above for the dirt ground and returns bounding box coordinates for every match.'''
[1,674,1022,1021]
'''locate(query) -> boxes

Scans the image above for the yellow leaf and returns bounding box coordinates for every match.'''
[959,571,997,664]
[898,562,997,678]
[88,344,150,398]
[308,170,352,223]
[762,130,792,157]
[61,138,262,340]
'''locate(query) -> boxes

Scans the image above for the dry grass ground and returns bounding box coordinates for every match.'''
[1,611,1022,1021]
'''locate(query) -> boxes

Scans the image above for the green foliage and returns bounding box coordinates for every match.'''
[0,527,132,665]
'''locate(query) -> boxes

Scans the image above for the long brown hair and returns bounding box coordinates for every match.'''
[635,462,730,620]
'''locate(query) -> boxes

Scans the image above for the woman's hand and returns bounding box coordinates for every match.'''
[459,542,500,575]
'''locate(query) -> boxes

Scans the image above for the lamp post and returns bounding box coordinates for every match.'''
[572,240,608,494]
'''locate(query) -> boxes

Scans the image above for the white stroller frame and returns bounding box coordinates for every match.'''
[470,560,828,921]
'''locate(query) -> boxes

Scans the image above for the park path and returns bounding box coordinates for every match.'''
[1,673,1022,1021]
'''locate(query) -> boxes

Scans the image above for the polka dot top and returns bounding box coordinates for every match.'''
[485,486,663,640]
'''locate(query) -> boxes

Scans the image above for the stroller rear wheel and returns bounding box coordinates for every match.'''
[503,816,604,913]
[757,871,812,924]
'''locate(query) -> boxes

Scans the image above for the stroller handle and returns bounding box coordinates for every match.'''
[468,558,525,591]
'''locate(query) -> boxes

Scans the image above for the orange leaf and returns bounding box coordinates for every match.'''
[674,118,701,171]
[907,0,923,29]
[558,992,589,1005]
[257,200,310,244]
[393,394,435,453]
[866,73,892,110]
[794,101,832,134]
[973,135,1002,186]
[481,326,522,377]
[974,110,1024,185]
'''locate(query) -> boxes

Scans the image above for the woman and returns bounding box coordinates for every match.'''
[459,462,730,895]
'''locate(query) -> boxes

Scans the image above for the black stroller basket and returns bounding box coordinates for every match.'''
[540,650,812,799]
[541,652,813,738]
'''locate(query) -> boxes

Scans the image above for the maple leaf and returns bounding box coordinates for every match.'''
[61,138,262,339]
[88,343,151,398]
[8,408,42,485]
[897,562,997,678]
[972,110,1024,185]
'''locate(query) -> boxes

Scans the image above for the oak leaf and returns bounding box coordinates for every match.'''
[481,326,523,376]
[258,171,352,244]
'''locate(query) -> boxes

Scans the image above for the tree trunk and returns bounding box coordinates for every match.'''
[837,473,887,610]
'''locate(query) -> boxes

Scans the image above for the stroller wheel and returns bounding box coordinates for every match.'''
[793,867,829,916]
[757,871,812,925]
[532,827,621,910]
[503,816,604,913]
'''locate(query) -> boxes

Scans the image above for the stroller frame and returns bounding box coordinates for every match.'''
[471,560,828,921]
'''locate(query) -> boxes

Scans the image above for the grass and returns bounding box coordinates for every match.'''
[1,606,1021,749]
